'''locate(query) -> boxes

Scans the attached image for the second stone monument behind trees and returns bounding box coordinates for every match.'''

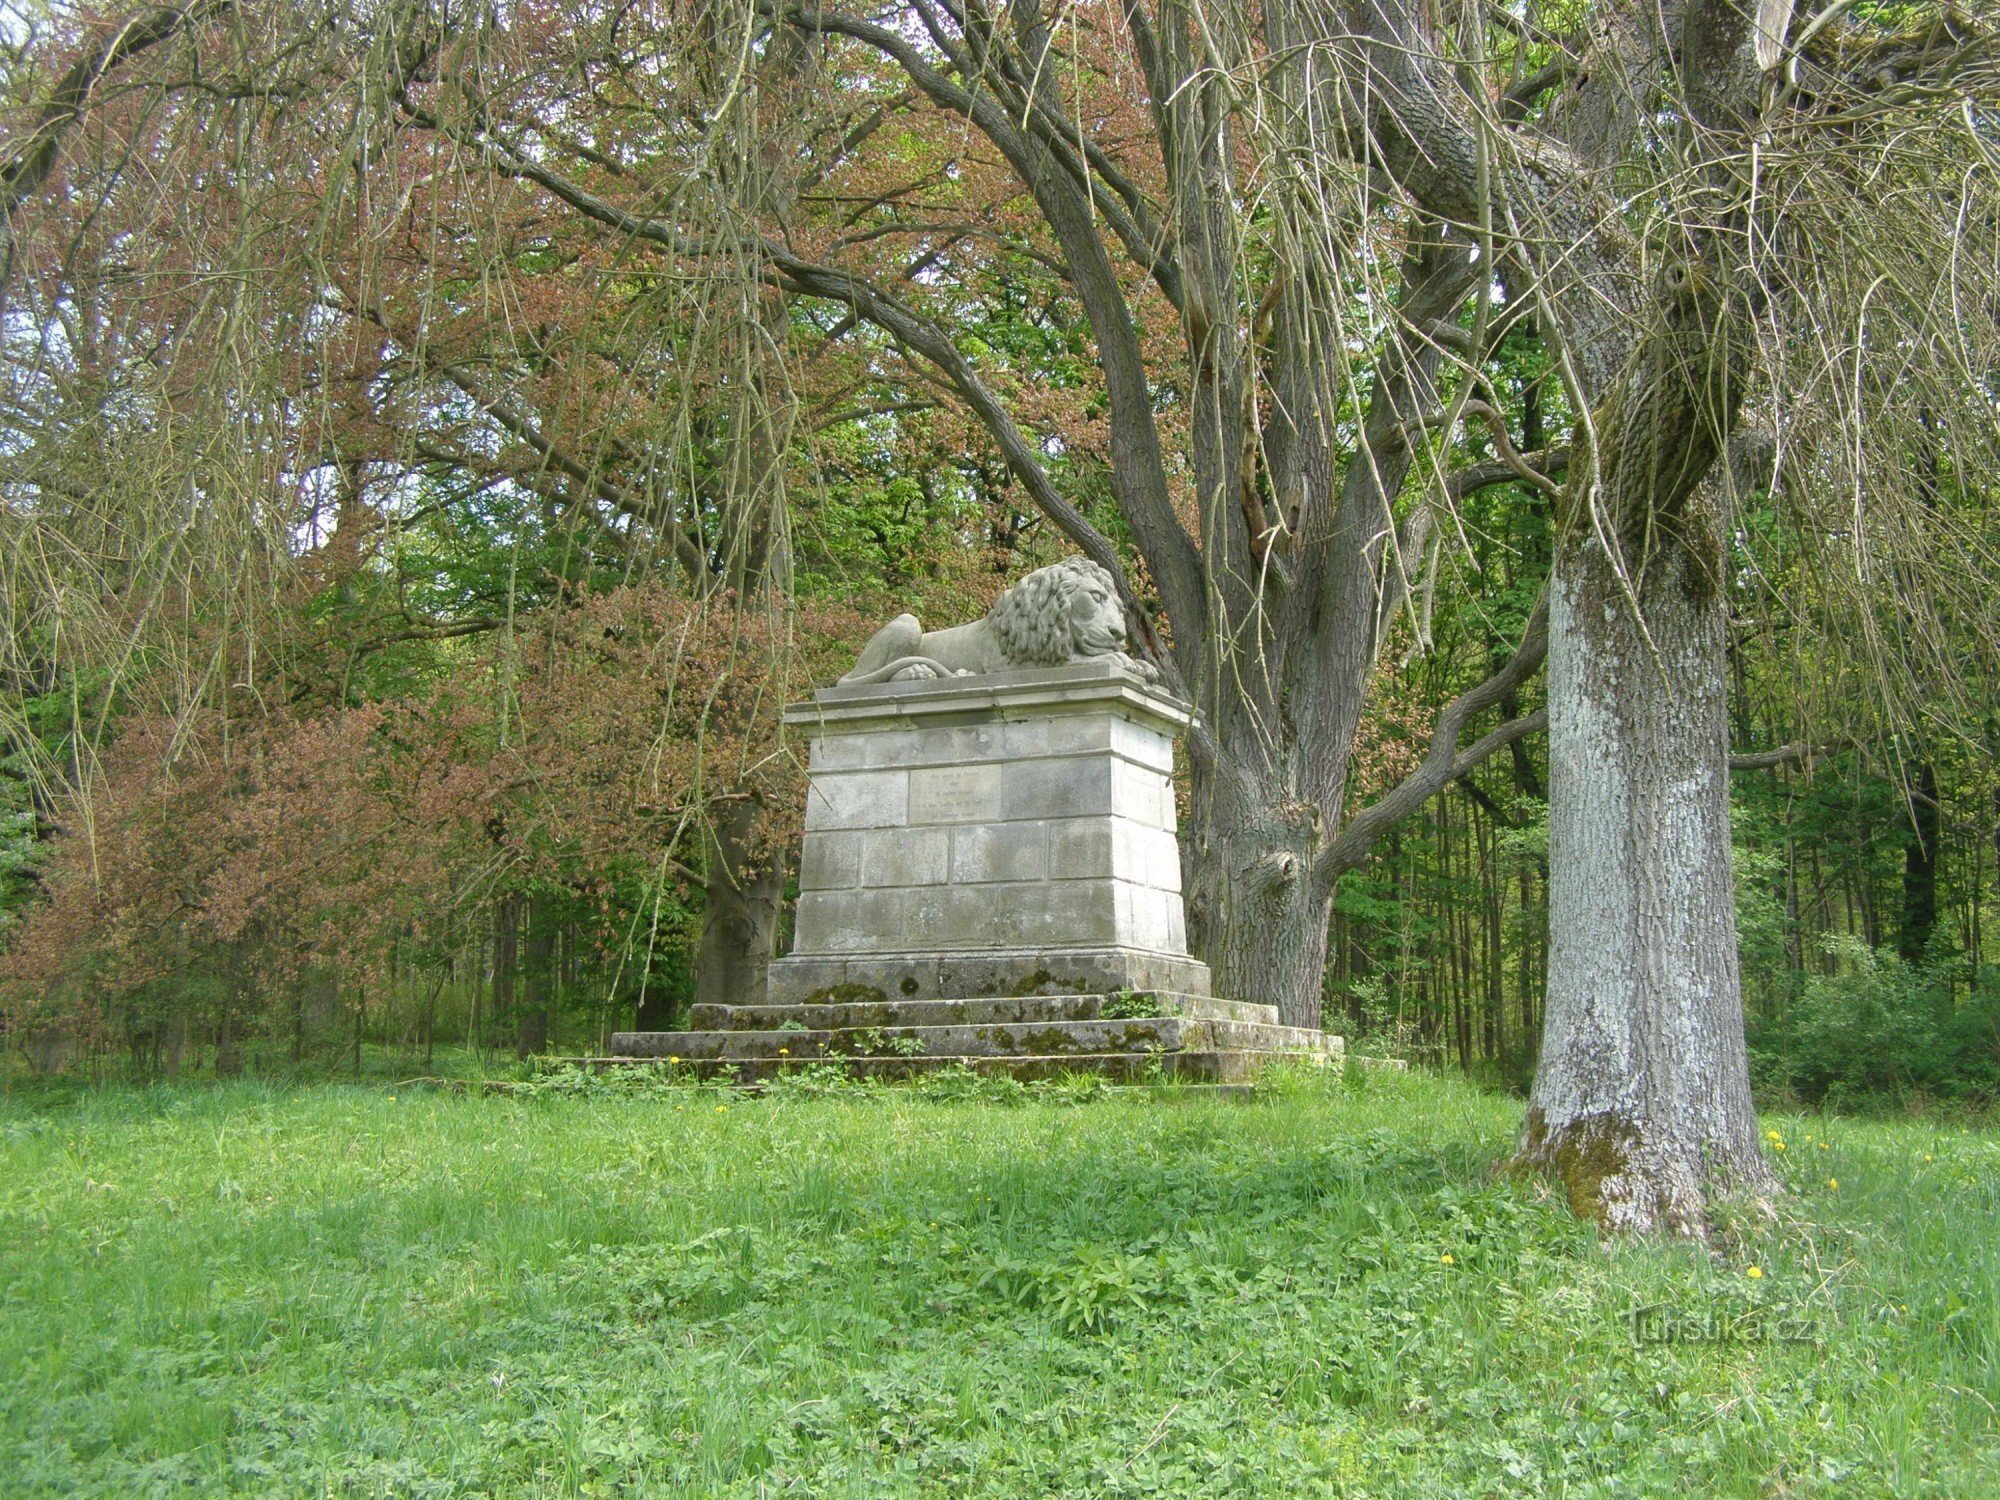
[609,558,1341,1080]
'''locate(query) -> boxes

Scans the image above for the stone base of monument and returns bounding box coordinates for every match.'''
[601,658,1342,1084]
[600,989,1342,1083]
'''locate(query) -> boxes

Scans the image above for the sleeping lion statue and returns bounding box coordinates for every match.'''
[839,556,1159,685]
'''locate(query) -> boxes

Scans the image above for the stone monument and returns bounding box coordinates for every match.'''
[767,657,1212,1005]
[608,558,1341,1080]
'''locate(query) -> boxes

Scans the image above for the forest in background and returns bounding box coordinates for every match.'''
[0,0,1994,1107]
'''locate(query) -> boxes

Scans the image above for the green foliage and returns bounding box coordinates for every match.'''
[977,1244,1157,1335]
[908,1063,1028,1105]
[1099,989,1164,1020]
[3,1070,1996,1495]
[1731,830,1796,1013]
[0,805,38,942]
[1749,939,2000,1109]
[0,677,95,940]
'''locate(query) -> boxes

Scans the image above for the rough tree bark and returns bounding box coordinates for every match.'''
[1523,441,1775,1233]
[1512,1,1783,1234]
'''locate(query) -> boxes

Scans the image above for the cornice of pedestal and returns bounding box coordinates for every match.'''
[782,661,1193,737]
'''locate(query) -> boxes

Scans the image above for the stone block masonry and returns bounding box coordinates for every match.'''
[765,660,1215,1004]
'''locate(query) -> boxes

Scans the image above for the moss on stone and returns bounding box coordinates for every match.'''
[804,982,888,1006]
[1009,969,1092,997]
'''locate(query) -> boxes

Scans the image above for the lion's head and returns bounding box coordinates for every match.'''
[988,557,1129,666]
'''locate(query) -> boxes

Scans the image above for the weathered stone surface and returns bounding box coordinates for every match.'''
[611,1016,1341,1061]
[949,822,1048,884]
[765,947,1217,1005]
[858,826,950,888]
[774,660,1211,1004]
[686,991,1281,1031]
[802,770,907,831]
[1001,757,1114,821]
[798,831,861,891]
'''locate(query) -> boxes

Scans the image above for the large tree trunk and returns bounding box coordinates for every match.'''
[1519,220,1777,1232]
[694,798,783,1010]
[1522,513,1776,1235]
[1511,0,1788,1234]
[1184,769,1335,1030]
[1175,219,1463,1032]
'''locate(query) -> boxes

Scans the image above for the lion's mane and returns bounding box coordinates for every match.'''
[988,557,1116,666]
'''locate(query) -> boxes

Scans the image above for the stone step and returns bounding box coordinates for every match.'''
[685,991,1279,1032]
[608,1017,1341,1062]
[586,1049,1338,1085]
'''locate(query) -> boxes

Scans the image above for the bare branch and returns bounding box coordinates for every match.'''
[1444,444,1571,500]
[1728,743,1825,772]
[1316,603,1549,885]
[1,2,233,289]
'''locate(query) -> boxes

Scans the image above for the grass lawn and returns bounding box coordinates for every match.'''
[0,1065,1994,1497]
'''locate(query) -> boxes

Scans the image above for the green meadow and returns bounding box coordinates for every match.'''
[1,1067,1993,1497]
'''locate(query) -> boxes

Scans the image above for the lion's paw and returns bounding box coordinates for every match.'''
[891,662,941,682]
[1109,652,1160,683]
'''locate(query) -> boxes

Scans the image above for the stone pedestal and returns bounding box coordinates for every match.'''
[766,661,1213,1005]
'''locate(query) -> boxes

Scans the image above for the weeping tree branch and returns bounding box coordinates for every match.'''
[0,1,234,291]
[397,92,1189,687]
[772,0,1183,311]
[760,0,1210,651]
[338,292,715,582]
[1728,742,1826,772]
[1459,401,1564,496]
[435,372,712,582]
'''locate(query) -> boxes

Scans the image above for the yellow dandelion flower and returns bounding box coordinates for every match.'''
[1827,1178,1838,1190]
[1765,1129,1783,1143]
[668,1055,681,1065]
[1771,1140,1786,1151]
[1746,1266,1764,1280]
[1440,1253,1455,1265]
[1817,1142,1829,1151]
[1924,1154,1935,1162]
[778,1047,789,1056]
